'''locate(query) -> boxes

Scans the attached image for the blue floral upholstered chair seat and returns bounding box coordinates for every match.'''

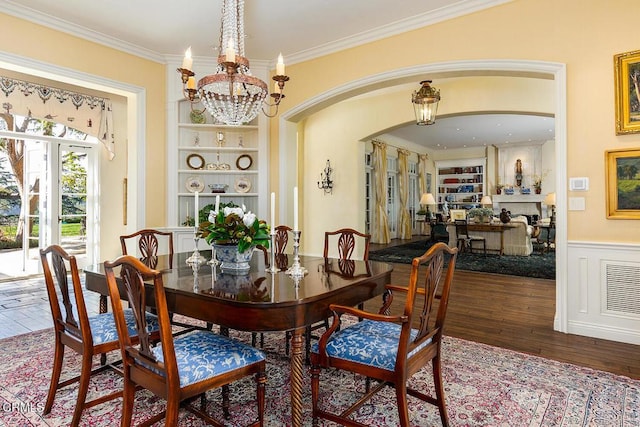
[104,255,267,427]
[310,242,458,427]
[151,329,265,387]
[89,308,159,345]
[311,319,430,371]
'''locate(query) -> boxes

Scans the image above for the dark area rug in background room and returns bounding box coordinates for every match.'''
[369,240,556,279]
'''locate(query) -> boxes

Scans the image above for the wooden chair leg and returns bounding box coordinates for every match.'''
[432,355,450,427]
[121,379,135,427]
[395,383,410,427]
[310,365,321,426]
[165,397,180,427]
[256,371,267,425]
[70,355,93,426]
[44,340,64,414]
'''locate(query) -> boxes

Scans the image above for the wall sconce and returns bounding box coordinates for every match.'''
[317,159,333,194]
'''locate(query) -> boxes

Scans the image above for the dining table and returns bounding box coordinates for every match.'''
[84,251,393,427]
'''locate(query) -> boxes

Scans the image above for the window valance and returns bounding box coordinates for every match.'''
[0,76,115,160]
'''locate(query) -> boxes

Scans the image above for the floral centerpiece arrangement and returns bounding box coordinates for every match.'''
[198,203,270,253]
[467,207,494,222]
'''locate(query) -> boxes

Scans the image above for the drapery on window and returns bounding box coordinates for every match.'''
[397,148,412,239]
[371,141,390,244]
[418,154,429,196]
[0,76,115,160]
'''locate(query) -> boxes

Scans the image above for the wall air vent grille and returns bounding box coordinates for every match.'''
[605,261,640,316]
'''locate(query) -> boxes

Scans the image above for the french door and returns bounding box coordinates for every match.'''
[18,140,96,275]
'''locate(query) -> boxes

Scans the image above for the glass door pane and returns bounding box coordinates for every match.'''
[58,146,89,266]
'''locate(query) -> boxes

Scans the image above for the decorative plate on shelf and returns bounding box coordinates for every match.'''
[236,154,253,170]
[185,176,205,193]
[234,177,252,193]
[186,153,205,170]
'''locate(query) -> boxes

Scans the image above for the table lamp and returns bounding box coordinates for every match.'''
[420,193,436,219]
[544,192,556,225]
[480,195,493,207]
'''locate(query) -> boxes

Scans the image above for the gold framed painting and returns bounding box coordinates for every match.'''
[614,50,640,135]
[605,148,640,219]
[449,209,467,221]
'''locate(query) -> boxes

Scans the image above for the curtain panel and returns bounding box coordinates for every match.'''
[397,148,412,239]
[371,141,390,244]
[0,77,115,159]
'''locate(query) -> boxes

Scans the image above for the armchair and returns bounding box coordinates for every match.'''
[311,242,458,426]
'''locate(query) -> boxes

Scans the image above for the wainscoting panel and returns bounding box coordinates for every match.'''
[567,241,640,345]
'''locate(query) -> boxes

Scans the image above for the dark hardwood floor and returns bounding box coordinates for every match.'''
[367,237,640,379]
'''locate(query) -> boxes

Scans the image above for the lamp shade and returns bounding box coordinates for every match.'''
[480,195,493,206]
[420,193,436,205]
[544,192,556,206]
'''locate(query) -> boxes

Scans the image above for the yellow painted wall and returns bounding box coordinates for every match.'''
[0,12,167,259]
[273,0,640,251]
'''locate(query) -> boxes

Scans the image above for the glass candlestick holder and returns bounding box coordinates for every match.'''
[286,230,307,281]
[186,228,207,265]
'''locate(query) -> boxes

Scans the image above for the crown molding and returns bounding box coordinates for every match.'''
[2,0,511,66]
[1,0,165,63]
[286,0,513,65]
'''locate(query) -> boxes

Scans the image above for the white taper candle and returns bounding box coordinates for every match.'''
[293,186,299,231]
[194,191,199,229]
[270,192,276,234]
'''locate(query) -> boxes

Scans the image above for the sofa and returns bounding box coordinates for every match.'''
[446,215,534,256]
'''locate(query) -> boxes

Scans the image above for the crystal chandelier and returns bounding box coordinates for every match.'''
[177,0,289,125]
[412,80,440,126]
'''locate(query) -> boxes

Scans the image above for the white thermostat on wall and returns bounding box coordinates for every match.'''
[569,177,589,191]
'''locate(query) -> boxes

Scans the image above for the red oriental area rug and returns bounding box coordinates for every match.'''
[0,325,638,426]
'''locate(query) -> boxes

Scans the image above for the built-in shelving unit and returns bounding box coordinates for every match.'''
[435,158,486,211]
[167,99,268,252]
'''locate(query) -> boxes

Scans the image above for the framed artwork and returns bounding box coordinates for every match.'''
[605,148,640,219]
[449,209,467,221]
[614,50,640,135]
[426,173,432,193]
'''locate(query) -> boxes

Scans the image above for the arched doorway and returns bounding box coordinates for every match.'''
[279,59,569,334]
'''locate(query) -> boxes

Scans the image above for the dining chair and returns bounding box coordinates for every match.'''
[119,228,174,268]
[256,225,292,269]
[454,219,486,254]
[311,242,458,427]
[39,245,160,427]
[255,225,292,347]
[323,227,371,261]
[104,255,266,427]
[297,228,372,364]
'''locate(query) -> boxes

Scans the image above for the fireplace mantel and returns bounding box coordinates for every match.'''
[492,195,545,204]
[491,194,548,216]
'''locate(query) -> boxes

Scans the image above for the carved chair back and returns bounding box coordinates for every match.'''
[323,228,371,261]
[119,229,174,268]
[104,256,178,391]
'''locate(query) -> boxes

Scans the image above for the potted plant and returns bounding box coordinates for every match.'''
[467,207,494,223]
[495,183,504,195]
[199,203,271,271]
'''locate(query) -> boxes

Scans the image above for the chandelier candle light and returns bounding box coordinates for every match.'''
[177,0,290,126]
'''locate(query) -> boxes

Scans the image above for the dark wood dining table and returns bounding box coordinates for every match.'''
[84,251,393,427]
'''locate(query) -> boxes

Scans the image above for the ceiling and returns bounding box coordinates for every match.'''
[1,0,555,150]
